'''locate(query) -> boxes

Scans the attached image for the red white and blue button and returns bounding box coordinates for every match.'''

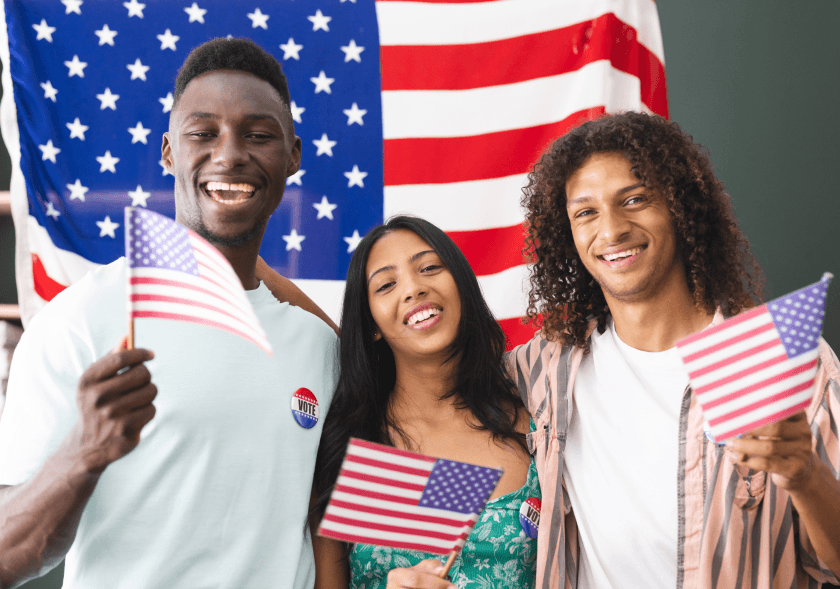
[291,388,319,429]
[519,497,541,538]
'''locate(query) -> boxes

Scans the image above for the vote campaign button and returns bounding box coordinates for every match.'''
[519,497,541,538]
[291,388,319,429]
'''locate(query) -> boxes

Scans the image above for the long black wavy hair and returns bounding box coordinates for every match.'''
[311,216,525,523]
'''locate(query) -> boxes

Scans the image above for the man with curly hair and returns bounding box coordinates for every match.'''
[0,38,338,588]
[509,112,840,589]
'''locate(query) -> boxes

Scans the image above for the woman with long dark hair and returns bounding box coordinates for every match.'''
[311,216,539,589]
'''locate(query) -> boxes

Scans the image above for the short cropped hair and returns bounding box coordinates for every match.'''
[172,37,291,111]
[522,111,764,351]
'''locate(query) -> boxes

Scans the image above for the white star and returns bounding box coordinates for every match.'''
[310,71,334,94]
[46,202,60,219]
[96,150,119,173]
[340,39,364,63]
[184,2,207,23]
[64,55,87,78]
[312,133,336,157]
[66,118,88,140]
[123,0,145,18]
[247,8,269,29]
[127,121,151,144]
[32,19,56,42]
[96,88,119,110]
[290,101,304,124]
[282,229,305,251]
[279,38,303,60]
[286,169,305,186]
[159,92,174,113]
[344,165,367,188]
[40,80,58,102]
[96,216,119,238]
[66,179,89,201]
[128,185,150,207]
[313,196,337,220]
[127,58,149,81]
[344,230,362,253]
[38,140,60,163]
[157,29,179,50]
[94,24,117,46]
[159,159,172,176]
[343,103,367,126]
[307,9,331,32]
[62,0,83,14]
[340,0,356,3]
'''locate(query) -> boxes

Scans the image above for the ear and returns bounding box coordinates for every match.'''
[161,132,174,174]
[287,135,302,177]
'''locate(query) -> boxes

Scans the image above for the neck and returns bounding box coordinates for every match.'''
[389,353,462,423]
[214,239,262,290]
[605,274,714,352]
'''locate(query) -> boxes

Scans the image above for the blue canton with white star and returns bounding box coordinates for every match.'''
[767,277,830,358]
[417,459,503,515]
[127,207,198,275]
[6,0,383,280]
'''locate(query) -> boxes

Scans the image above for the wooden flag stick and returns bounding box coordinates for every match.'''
[439,550,458,579]
[124,206,135,351]
[127,317,135,350]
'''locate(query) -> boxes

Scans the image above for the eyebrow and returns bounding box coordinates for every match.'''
[184,112,281,123]
[566,182,645,207]
[367,250,437,284]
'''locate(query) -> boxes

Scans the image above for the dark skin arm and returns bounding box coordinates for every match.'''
[256,256,339,335]
[0,344,156,588]
[728,412,840,577]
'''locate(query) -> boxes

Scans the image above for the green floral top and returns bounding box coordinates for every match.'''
[349,453,540,588]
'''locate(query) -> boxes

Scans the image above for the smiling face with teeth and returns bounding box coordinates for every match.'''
[365,229,462,363]
[162,69,301,252]
[566,152,686,305]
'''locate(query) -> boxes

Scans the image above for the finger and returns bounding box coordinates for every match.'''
[741,412,808,440]
[104,383,158,416]
[82,348,155,384]
[727,437,809,460]
[120,403,158,443]
[91,364,154,407]
[414,560,447,575]
[386,567,456,589]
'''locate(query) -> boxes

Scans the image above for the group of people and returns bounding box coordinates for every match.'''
[0,37,837,589]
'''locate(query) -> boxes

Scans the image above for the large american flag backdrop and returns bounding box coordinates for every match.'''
[0,0,667,345]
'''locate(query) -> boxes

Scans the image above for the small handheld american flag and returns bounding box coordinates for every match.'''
[319,439,503,558]
[676,273,832,441]
[124,206,272,355]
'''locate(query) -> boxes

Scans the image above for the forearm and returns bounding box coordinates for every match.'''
[789,461,840,577]
[0,443,100,588]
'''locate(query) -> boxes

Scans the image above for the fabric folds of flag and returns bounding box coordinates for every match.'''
[319,439,503,555]
[125,207,272,355]
[676,273,832,441]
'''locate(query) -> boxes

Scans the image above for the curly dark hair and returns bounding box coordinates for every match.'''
[172,37,291,112]
[522,111,764,351]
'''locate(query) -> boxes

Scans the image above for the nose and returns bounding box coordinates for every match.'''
[212,131,248,168]
[599,208,632,243]
[402,275,426,302]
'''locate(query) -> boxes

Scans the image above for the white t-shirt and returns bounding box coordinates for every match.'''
[0,259,339,588]
[564,319,688,589]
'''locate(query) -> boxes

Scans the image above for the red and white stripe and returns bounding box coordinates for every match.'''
[319,439,479,555]
[128,230,272,355]
[676,306,818,441]
[375,0,668,348]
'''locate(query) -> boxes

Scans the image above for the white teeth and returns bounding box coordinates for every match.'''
[408,307,440,326]
[603,247,642,261]
[205,181,256,192]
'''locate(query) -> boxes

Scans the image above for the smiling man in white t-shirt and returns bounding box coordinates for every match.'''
[0,38,338,588]
[509,112,840,589]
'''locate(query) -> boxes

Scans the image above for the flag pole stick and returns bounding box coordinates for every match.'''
[439,550,457,579]
[124,207,134,350]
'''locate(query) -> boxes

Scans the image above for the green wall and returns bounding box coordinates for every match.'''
[657,1,840,345]
[4,3,840,587]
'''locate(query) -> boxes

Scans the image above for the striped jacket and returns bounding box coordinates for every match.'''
[506,321,840,589]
